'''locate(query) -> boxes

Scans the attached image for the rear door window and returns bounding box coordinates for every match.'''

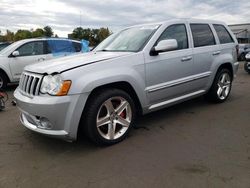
[48,40,75,54]
[190,24,216,47]
[213,24,234,44]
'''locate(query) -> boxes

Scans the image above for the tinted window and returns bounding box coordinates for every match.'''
[48,40,75,53]
[17,41,44,56]
[158,24,188,50]
[213,24,234,44]
[73,42,81,52]
[45,41,52,54]
[190,24,215,47]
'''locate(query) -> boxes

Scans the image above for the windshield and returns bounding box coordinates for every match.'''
[0,43,10,51]
[94,24,160,52]
[0,41,22,55]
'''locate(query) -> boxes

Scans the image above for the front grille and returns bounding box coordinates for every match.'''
[19,72,43,96]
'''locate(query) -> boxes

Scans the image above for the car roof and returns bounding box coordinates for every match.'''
[17,37,80,43]
[0,38,80,56]
[0,42,12,44]
[127,18,226,28]
[239,44,250,47]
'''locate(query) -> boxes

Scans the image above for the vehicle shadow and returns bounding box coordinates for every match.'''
[4,84,18,92]
[135,97,206,129]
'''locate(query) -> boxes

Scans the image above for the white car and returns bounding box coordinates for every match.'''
[0,38,82,89]
[244,52,250,73]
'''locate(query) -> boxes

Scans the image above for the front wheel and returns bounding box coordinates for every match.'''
[0,72,8,90]
[244,62,250,74]
[206,69,232,103]
[82,89,136,146]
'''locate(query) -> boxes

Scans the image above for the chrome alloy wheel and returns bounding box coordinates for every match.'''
[96,97,132,140]
[217,72,231,100]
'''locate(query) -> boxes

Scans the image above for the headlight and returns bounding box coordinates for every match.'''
[40,74,71,96]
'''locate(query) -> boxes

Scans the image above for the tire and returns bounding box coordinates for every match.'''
[82,88,136,146]
[0,72,8,90]
[244,62,250,74]
[206,69,232,103]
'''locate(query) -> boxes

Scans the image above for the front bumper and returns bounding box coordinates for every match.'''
[20,112,68,137]
[14,88,88,141]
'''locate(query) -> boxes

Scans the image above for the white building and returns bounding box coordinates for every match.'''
[229,23,250,44]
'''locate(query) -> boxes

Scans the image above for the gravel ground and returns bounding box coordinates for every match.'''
[0,63,249,188]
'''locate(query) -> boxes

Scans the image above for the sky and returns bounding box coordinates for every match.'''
[0,0,249,37]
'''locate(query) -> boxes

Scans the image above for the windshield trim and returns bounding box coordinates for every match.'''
[137,24,161,52]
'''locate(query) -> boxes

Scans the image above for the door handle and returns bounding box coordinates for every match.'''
[38,57,45,62]
[181,56,192,62]
[212,51,221,56]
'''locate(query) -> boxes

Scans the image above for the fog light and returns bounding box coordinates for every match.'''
[38,117,52,129]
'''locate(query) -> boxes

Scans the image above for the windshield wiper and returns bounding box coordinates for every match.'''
[98,49,136,52]
[99,49,110,52]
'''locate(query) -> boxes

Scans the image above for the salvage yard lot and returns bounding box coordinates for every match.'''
[0,63,250,188]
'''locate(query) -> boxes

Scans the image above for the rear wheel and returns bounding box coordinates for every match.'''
[82,89,136,146]
[206,69,232,103]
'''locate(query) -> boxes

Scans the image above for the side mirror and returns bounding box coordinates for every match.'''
[12,51,20,57]
[150,39,178,56]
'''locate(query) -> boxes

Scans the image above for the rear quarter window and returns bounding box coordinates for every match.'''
[190,24,216,48]
[213,24,234,44]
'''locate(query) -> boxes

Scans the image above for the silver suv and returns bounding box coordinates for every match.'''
[14,19,239,145]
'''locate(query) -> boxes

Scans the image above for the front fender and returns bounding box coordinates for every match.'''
[62,53,148,108]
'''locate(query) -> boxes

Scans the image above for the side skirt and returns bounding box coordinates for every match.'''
[148,90,206,110]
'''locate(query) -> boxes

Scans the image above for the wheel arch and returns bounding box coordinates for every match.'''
[84,81,143,115]
[217,62,233,79]
[0,68,10,83]
[76,81,143,140]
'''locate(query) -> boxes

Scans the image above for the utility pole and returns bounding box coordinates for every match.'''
[80,11,82,27]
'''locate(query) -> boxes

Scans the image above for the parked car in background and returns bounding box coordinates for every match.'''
[0,38,82,89]
[244,52,250,73]
[238,44,250,61]
[0,42,12,51]
[14,19,238,145]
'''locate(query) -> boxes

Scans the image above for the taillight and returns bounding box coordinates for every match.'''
[236,44,239,57]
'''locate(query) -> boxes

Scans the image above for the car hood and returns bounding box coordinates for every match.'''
[0,54,7,61]
[25,51,134,74]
